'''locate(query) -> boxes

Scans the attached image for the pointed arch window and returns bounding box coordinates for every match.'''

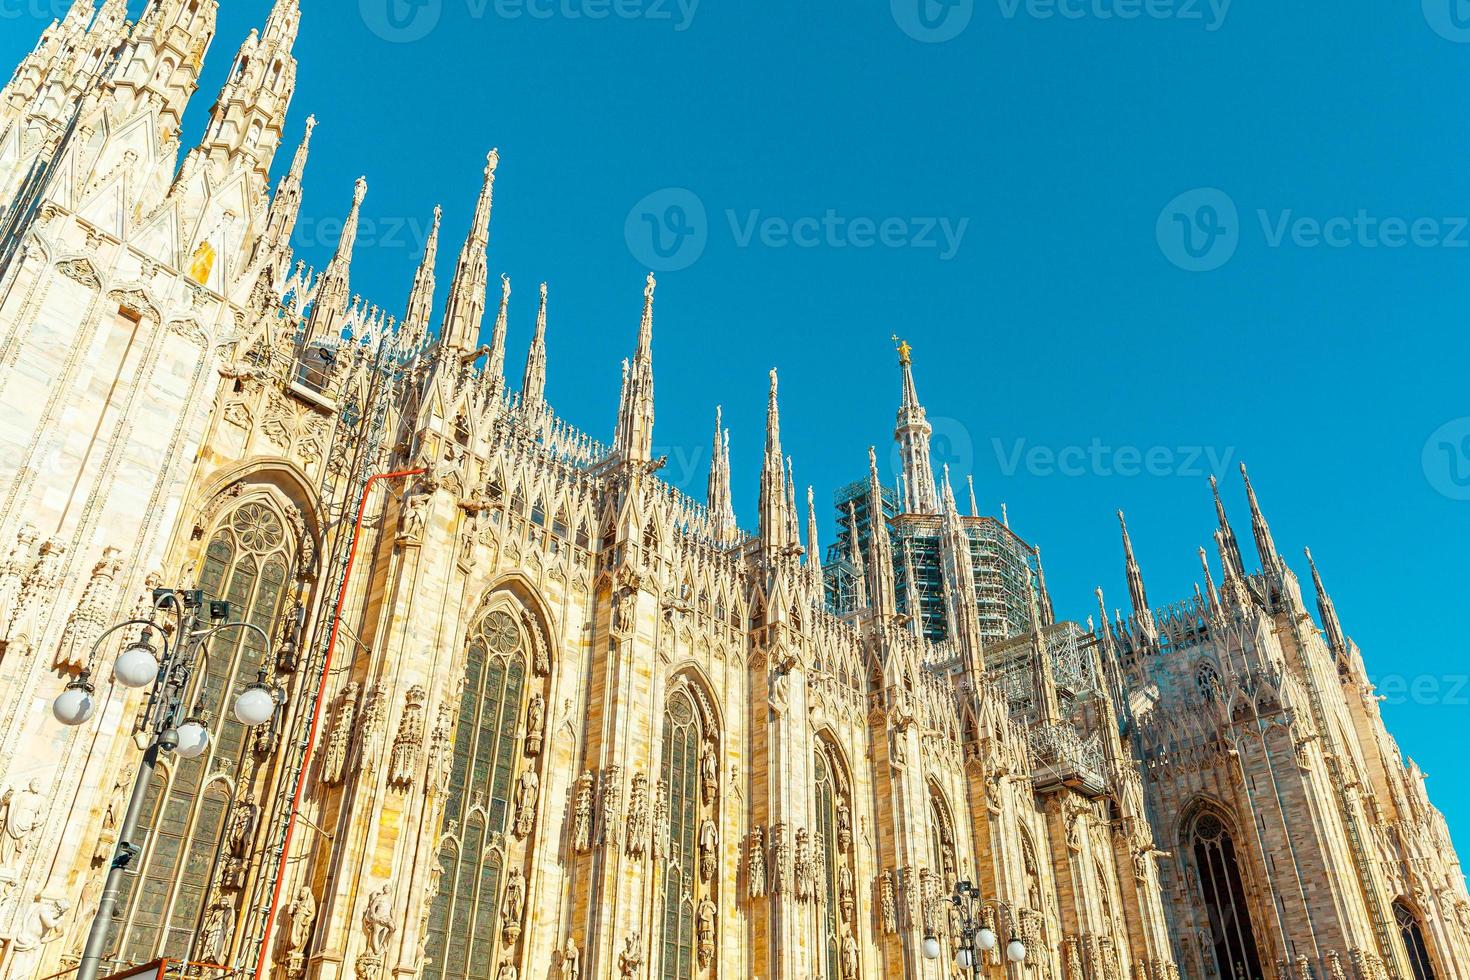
[113,499,299,965]
[1189,811,1265,980]
[1396,901,1437,980]
[423,608,532,980]
[659,687,705,980]
[814,744,855,980]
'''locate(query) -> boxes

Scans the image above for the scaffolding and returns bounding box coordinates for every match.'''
[822,479,1038,646]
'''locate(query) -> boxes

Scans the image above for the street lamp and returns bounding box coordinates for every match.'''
[923,880,1027,974]
[53,589,282,980]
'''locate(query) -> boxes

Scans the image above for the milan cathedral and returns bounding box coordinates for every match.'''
[0,3,1465,979]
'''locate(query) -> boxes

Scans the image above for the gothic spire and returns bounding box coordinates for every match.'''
[806,486,822,590]
[1094,586,1128,720]
[1215,528,1250,610]
[892,337,938,515]
[306,175,366,342]
[967,475,979,518]
[866,447,897,616]
[1210,474,1246,579]
[439,149,498,355]
[787,458,803,550]
[901,540,922,637]
[1200,546,1223,621]
[263,0,301,45]
[1240,463,1281,573]
[1305,547,1347,656]
[1029,579,1061,725]
[199,0,299,181]
[1118,510,1158,648]
[486,274,510,381]
[758,370,793,551]
[846,501,868,610]
[522,282,550,407]
[1035,546,1055,626]
[614,273,657,463]
[252,113,315,271]
[400,204,440,349]
[707,406,735,542]
[939,465,985,677]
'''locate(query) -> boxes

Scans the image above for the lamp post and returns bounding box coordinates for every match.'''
[54,589,283,980]
[923,880,1027,975]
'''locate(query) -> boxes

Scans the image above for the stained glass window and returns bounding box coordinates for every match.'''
[114,500,297,966]
[1396,901,1437,980]
[1190,811,1265,980]
[660,689,701,980]
[423,609,529,980]
[814,748,844,980]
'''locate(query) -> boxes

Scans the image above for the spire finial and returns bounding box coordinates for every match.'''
[1118,509,1157,646]
[521,281,550,407]
[1240,461,1281,572]
[1305,545,1347,655]
[438,152,497,353]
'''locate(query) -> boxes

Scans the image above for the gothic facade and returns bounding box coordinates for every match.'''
[0,3,1464,980]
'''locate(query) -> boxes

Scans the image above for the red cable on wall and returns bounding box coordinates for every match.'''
[252,467,425,980]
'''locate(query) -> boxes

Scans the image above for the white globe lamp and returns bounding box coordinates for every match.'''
[922,936,942,961]
[1006,939,1027,963]
[233,682,278,727]
[976,928,998,952]
[174,719,211,759]
[113,641,160,689]
[52,680,95,726]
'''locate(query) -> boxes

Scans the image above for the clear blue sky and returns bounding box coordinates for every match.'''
[10,0,1470,851]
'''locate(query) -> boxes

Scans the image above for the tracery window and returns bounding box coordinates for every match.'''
[423,608,534,980]
[113,500,298,965]
[1396,901,1437,980]
[813,745,854,980]
[927,788,960,967]
[1196,662,1222,701]
[1188,810,1265,980]
[659,684,711,980]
